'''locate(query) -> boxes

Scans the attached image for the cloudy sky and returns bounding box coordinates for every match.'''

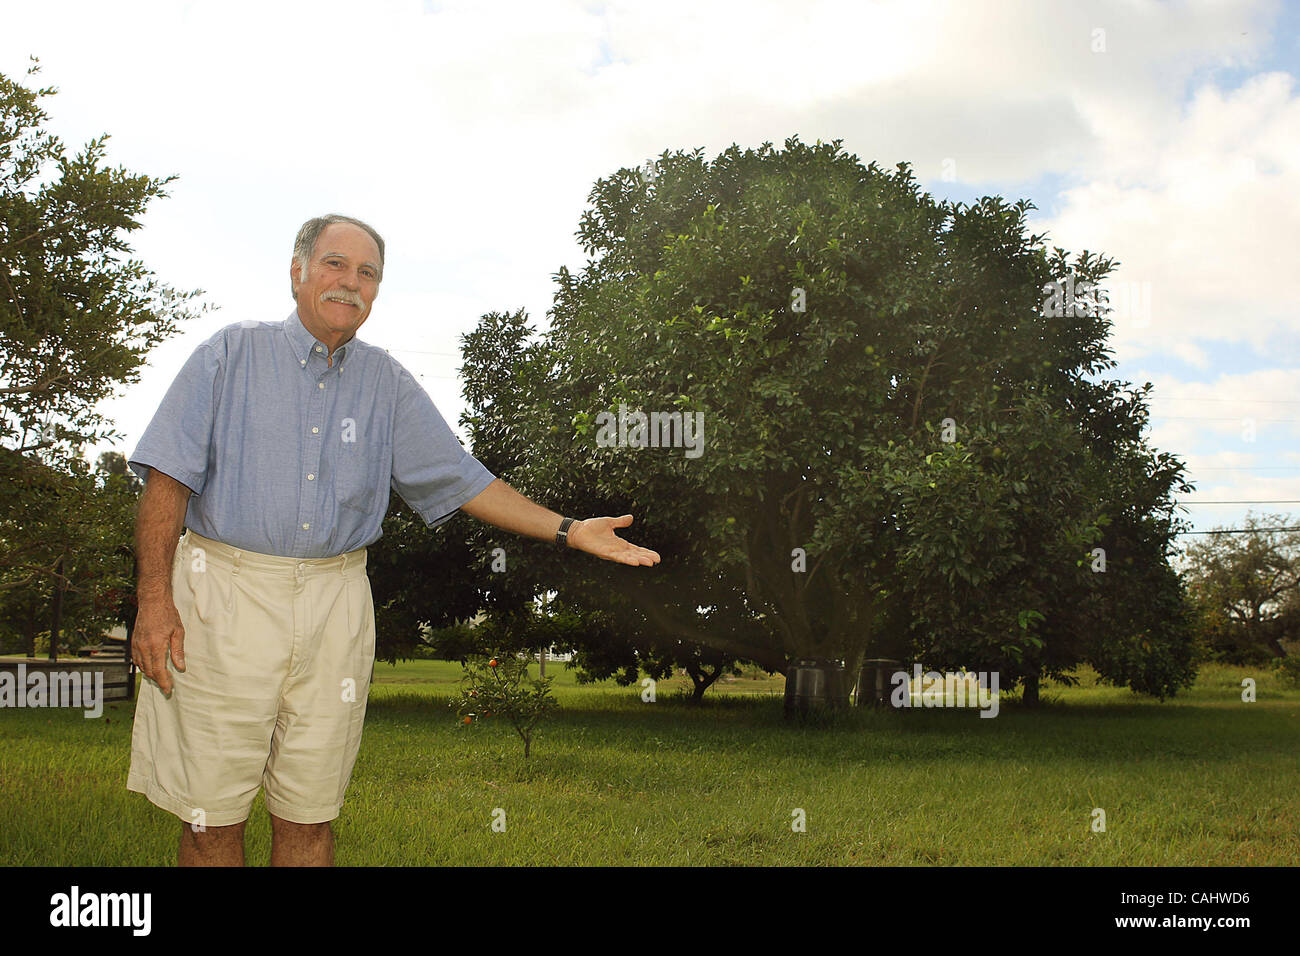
[3,0,1297,543]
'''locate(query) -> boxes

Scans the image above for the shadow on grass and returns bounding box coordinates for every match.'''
[364,682,1290,776]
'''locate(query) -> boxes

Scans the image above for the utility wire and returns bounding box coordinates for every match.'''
[1175,500,1300,505]
[1155,416,1297,422]
[1149,396,1300,405]
[1176,526,1300,535]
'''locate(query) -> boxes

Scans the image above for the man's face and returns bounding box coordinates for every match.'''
[291,222,382,344]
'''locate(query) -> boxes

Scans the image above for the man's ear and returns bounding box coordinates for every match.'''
[290,258,304,296]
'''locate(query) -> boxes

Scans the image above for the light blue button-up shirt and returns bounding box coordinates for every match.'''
[128,310,498,558]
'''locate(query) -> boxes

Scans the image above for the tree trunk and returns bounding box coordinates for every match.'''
[685,660,724,704]
[48,554,65,661]
[1261,618,1287,658]
[1022,673,1040,706]
[23,600,37,657]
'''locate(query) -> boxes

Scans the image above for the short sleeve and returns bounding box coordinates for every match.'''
[390,368,497,529]
[127,338,224,495]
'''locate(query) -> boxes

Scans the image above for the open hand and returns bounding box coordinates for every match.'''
[568,515,660,566]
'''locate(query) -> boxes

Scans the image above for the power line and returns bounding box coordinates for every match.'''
[1176,526,1300,535]
[386,347,462,357]
[1149,396,1300,405]
[1175,500,1300,505]
[1154,416,1298,423]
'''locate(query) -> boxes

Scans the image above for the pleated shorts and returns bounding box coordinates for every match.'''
[127,529,375,826]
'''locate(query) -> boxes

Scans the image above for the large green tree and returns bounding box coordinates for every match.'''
[460,136,1198,702]
[454,307,758,700]
[0,59,202,599]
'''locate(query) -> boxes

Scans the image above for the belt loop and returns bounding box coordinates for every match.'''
[231,549,241,575]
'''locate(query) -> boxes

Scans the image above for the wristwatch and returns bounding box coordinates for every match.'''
[555,516,577,548]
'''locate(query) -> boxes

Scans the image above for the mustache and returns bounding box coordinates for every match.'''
[321,290,363,308]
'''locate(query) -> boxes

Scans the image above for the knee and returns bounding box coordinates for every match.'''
[180,819,245,846]
[270,814,332,836]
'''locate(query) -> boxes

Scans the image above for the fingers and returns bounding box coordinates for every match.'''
[171,622,186,673]
[577,515,659,565]
[614,545,660,566]
[135,624,184,695]
[146,639,172,695]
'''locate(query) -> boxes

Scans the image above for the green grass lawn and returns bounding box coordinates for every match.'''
[1,660,1296,865]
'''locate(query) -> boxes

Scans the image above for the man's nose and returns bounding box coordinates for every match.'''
[338,270,361,291]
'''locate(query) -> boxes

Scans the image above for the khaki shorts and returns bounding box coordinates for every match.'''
[127,530,375,826]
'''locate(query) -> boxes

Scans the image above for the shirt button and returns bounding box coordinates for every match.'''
[315,346,323,353]
[300,359,306,366]
[307,473,315,481]
[318,382,325,389]
[302,523,310,530]
[311,427,319,434]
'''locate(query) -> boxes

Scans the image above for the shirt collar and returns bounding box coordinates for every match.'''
[284,309,353,369]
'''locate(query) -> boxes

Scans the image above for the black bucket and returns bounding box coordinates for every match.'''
[855,658,904,708]
[783,659,850,719]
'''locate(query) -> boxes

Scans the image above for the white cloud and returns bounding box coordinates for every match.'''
[1037,71,1300,364]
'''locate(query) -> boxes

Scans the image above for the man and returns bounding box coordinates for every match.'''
[126,213,659,866]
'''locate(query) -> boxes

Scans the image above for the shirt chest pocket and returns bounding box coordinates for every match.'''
[334,431,386,515]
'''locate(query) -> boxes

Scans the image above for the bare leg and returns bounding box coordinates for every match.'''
[179,819,246,867]
[270,813,334,866]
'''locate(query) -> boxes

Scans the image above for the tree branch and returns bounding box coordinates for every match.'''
[910,348,940,432]
[0,370,73,396]
[622,577,785,671]
[0,259,25,327]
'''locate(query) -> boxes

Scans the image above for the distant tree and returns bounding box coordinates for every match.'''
[561,608,748,704]
[89,451,142,647]
[0,449,138,656]
[1182,512,1300,664]
[366,494,488,665]
[0,587,41,656]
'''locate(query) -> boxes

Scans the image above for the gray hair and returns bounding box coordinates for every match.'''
[291,214,385,297]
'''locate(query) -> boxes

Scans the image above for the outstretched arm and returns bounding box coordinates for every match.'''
[458,478,660,567]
